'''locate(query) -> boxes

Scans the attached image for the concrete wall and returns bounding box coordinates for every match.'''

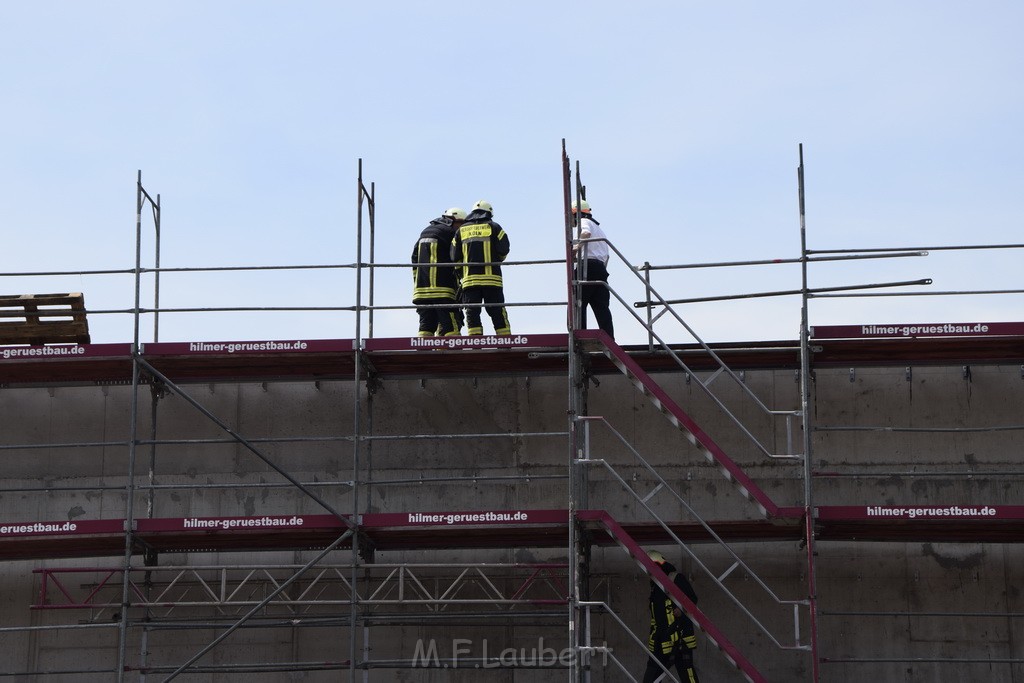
[1,359,1022,681]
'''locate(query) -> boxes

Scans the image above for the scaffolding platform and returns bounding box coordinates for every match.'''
[0,293,90,345]
[3,327,1023,387]
[5,506,1024,562]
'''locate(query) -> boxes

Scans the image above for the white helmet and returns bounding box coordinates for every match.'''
[571,199,591,214]
[444,207,467,220]
[472,200,493,214]
[647,549,667,564]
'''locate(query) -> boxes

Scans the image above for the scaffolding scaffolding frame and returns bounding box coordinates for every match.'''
[0,146,1022,680]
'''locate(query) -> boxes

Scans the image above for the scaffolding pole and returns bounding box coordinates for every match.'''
[798,144,822,683]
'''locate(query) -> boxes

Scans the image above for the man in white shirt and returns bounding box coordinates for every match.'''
[572,199,614,339]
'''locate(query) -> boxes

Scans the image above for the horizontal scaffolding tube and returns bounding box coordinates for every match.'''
[808,243,1024,255]
[636,279,932,307]
[814,425,1024,433]
[137,611,569,630]
[813,470,1024,478]
[815,288,1024,298]
[822,657,1024,664]
[639,250,927,271]
[69,300,566,316]
[821,610,1024,618]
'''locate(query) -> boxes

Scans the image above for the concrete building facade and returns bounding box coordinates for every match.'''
[2,329,1022,681]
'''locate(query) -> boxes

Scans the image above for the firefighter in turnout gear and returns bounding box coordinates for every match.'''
[412,207,466,337]
[643,550,700,683]
[451,200,511,335]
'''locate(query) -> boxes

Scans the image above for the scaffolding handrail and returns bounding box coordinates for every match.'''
[0,258,562,279]
[637,249,927,272]
[575,236,804,462]
[577,600,668,683]
[807,242,1024,254]
[576,416,809,652]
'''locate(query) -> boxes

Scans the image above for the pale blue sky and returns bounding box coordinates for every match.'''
[2,2,1021,345]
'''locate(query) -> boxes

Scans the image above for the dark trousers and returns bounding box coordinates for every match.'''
[642,646,698,683]
[577,259,614,339]
[462,286,510,335]
[415,298,459,336]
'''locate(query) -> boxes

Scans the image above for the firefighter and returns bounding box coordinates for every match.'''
[412,207,466,337]
[643,549,700,683]
[572,199,614,339]
[451,200,511,335]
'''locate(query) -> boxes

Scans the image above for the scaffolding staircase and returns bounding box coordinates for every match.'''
[580,510,770,682]
[577,329,800,521]
[569,326,812,680]
[566,166,812,677]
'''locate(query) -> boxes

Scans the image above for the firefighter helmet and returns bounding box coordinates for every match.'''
[443,207,467,220]
[472,200,493,214]
[571,199,591,213]
[648,549,667,564]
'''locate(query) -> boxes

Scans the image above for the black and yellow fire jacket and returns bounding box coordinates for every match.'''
[648,563,699,655]
[451,209,510,289]
[411,215,460,302]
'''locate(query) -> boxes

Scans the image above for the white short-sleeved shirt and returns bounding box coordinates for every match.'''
[579,216,610,265]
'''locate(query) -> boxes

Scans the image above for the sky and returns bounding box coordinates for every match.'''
[2,1,1021,346]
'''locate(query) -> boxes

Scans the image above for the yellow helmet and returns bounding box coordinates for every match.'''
[571,199,591,214]
[443,207,467,220]
[472,200,493,214]
[647,549,667,564]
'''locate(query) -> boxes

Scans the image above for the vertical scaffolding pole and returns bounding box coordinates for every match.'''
[350,159,367,678]
[358,168,376,681]
[142,177,161,682]
[365,180,376,530]
[562,142,580,681]
[145,187,162,521]
[575,161,598,682]
[117,172,147,681]
[367,181,376,339]
[151,192,161,343]
[797,144,822,682]
[563,141,594,681]
[643,262,655,352]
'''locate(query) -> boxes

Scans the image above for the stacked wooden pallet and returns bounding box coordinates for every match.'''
[0,293,91,345]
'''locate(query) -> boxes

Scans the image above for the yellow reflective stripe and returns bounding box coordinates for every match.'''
[429,242,438,288]
[413,287,456,299]
[461,275,503,287]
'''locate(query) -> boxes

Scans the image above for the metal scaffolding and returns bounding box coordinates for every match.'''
[1,145,1023,681]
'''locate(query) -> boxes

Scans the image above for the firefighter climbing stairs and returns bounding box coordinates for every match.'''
[580,510,769,683]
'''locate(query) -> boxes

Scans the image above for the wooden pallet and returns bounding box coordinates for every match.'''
[0,293,91,345]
